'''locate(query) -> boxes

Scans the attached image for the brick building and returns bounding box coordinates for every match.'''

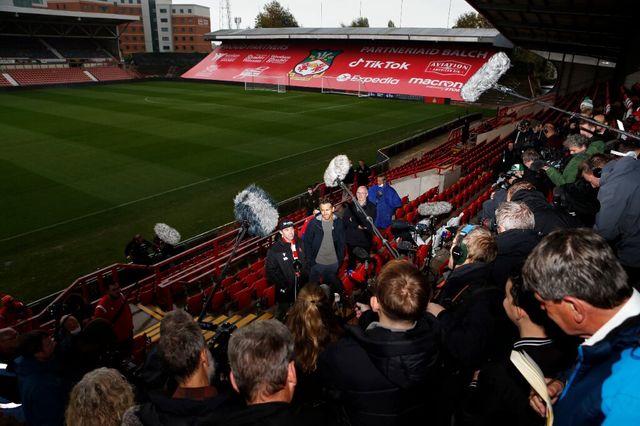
[45,0,211,54]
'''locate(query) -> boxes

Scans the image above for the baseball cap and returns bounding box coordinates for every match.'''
[510,163,525,172]
[279,220,295,230]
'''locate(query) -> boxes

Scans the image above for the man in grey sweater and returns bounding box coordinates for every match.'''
[303,198,346,296]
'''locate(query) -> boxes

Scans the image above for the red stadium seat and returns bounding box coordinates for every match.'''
[262,286,276,307]
[253,278,269,298]
[186,292,204,316]
[231,287,253,310]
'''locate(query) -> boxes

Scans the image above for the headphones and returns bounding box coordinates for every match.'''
[587,158,602,178]
[451,224,476,265]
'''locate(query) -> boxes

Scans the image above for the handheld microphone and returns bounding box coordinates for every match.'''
[233,184,279,237]
[323,155,351,187]
[154,223,181,245]
[418,201,453,217]
[460,52,511,103]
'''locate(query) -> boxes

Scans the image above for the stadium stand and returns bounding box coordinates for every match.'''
[7,68,93,86]
[0,35,57,60]
[86,66,138,81]
[43,37,113,60]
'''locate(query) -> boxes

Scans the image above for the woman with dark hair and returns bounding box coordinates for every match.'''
[285,283,342,404]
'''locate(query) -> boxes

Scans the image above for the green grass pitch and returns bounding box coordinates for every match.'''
[0,80,488,302]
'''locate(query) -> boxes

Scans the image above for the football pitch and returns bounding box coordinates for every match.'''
[0,80,488,302]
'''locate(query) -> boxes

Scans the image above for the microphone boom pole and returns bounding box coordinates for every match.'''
[198,224,247,323]
[336,180,400,260]
[493,84,640,141]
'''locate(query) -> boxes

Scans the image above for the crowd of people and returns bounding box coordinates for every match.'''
[2,92,640,426]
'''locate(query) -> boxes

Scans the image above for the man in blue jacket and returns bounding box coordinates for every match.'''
[14,330,68,426]
[303,198,346,296]
[523,228,640,426]
[595,144,640,288]
[368,174,402,229]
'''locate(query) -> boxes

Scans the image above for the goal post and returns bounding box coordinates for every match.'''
[244,75,286,93]
[320,76,369,98]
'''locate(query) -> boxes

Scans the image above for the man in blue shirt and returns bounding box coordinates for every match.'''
[524,229,640,425]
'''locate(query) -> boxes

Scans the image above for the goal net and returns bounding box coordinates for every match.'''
[321,76,369,97]
[244,75,286,93]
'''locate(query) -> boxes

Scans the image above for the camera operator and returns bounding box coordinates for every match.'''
[479,165,522,230]
[123,310,239,425]
[266,221,308,320]
[520,149,552,195]
[543,134,590,187]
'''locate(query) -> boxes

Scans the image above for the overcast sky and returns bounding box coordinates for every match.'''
[173,0,476,30]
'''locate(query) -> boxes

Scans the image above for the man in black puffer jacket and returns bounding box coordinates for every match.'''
[318,260,442,426]
[507,181,579,235]
[490,201,541,288]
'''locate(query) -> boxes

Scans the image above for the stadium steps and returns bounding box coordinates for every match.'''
[0,73,17,87]
[83,70,99,82]
[39,38,65,60]
[88,66,137,82]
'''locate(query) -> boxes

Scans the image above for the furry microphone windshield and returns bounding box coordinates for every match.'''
[460,52,511,103]
[418,201,453,217]
[233,184,279,237]
[323,155,351,187]
[154,223,181,245]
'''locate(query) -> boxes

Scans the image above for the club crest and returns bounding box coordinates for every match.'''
[289,49,342,81]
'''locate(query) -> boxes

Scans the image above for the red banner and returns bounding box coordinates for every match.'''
[182,42,495,101]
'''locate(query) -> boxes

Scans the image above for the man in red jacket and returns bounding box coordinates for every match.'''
[94,282,133,356]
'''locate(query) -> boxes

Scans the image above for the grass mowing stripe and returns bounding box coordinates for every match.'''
[0,110,456,243]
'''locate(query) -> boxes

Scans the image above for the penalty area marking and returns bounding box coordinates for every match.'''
[1,111,453,243]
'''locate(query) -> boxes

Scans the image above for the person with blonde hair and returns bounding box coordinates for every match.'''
[428,227,515,421]
[65,367,134,426]
[285,283,342,404]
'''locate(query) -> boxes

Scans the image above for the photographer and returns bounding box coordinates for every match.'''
[543,134,589,187]
[266,221,308,320]
[123,310,239,425]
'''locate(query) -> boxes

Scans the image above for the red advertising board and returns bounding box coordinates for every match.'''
[182,42,495,101]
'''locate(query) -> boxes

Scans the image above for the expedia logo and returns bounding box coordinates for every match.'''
[335,73,400,85]
[425,61,471,76]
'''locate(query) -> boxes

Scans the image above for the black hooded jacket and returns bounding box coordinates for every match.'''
[318,314,442,426]
[510,189,579,235]
[490,229,541,288]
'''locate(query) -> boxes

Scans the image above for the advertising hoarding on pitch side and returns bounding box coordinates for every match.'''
[182,42,495,101]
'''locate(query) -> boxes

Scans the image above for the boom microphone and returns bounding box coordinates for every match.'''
[324,155,351,187]
[418,201,453,217]
[154,223,181,245]
[233,184,279,237]
[460,52,511,103]
[200,184,278,322]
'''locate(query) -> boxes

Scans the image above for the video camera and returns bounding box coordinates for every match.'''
[205,321,237,383]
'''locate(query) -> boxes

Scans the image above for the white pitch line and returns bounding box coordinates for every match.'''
[290,100,367,115]
[1,112,451,242]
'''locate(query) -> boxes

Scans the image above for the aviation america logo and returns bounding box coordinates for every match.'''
[289,49,342,81]
[425,60,471,76]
